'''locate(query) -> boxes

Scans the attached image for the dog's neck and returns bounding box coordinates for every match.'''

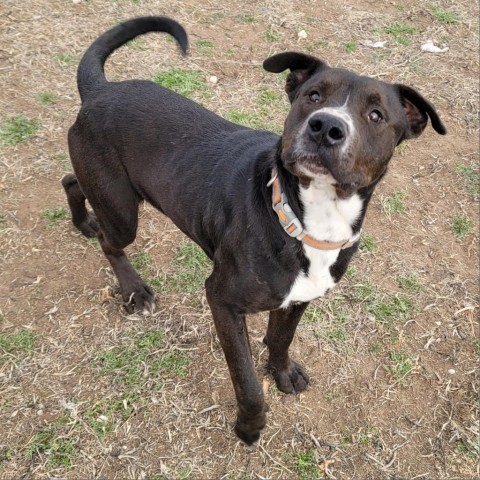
[271,146,378,239]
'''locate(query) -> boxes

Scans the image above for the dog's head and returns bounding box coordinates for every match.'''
[264,52,446,197]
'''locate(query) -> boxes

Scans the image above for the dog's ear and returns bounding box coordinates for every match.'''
[395,84,447,141]
[263,52,328,103]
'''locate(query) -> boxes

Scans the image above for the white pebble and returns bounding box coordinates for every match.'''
[298,30,308,39]
[209,75,218,84]
[448,368,456,375]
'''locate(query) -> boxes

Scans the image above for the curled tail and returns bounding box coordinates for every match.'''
[77,16,188,102]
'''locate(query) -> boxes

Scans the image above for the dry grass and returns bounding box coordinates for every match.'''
[0,0,478,478]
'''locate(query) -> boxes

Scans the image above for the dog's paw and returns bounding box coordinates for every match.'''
[78,214,99,238]
[269,360,309,394]
[123,283,156,314]
[234,410,266,445]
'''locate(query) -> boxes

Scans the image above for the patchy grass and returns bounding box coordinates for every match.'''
[195,39,214,56]
[24,414,77,470]
[41,206,67,227]
[235,13,256,24]
[388,350,415,382]
[430,6,461,24]
[152,69,208,100]
[35,92,56,105]
[449,214,473,240]
[382,191,407,217]
[263,28,282,43]
[344,40,357,53]
[0,115,40,145]
[291,449,322,479]
[359,232,377,253]
[97,329,189,393]
[131,250,153,277]
[397,273,424,294]
[384,22,419,46]
[54,52,79,67]
[354,282,413,341]
[224,108,263,129]
[0,213,6,226]
[52,152,71,171]
[456,162,480,200]
[0,329,37,364]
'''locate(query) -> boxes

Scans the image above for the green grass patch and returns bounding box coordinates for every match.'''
[126,38,145,49]
[382,191,407,216]
[430,6,461,24]
[97,329,189,394]
[131,250,153,277]
[35,92,56,106]
[235,13,256,23]
[354,282,413,341]
[456,162,480,200]
[224,109,263,129]
[0,115,40,145]
[195,39,214,57]
[344,40,357,53]
[54,52,79,67]
[397,273,424,294]
[304,40,331,53]
[473,339,480,356]
[359,232,377,253]
[291,449,322,480]
[306,299,350,347]
[52,152,71,171]
[384,22,419,46]
[41,206,67,227]
[449,214,473,240]
[0,329,37,365]
[151,241,211,294]
[356,425,379,446]
[152,69,208,100]
[388,350,415,381]
[24,414,76,470]
[263,28,282,43]
[0,213,6,226]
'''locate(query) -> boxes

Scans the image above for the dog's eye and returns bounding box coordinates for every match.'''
[368,110,383,124]
[309,92,321,103]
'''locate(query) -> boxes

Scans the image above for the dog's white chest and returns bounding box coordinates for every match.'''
[281,179,362,308]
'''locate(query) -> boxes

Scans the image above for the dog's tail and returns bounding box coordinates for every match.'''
[77,16,188,102]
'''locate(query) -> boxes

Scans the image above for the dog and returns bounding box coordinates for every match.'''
[62,17,446,444]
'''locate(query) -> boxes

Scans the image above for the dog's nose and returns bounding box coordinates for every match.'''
[307,113,347,147]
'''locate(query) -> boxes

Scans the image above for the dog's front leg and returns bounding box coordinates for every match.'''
[205,277,267,444]
[264,303,310,394]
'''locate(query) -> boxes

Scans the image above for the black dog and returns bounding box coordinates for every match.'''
[62,17,446,444]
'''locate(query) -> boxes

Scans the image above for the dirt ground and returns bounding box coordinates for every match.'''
[0,0,478,478]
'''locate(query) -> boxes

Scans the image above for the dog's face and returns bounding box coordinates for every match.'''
[264,52,446,197]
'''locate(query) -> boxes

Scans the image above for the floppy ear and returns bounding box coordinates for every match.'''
[395,84,447,141]
[263,52,328,103]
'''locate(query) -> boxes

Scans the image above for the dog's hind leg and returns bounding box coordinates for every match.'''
[264,303,310,394]
[61,173,99,238]
[62,159,155,314]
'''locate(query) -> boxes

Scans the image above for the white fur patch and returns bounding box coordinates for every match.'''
[281,177,362,308]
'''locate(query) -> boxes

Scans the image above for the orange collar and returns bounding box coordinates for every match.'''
[268,171,361,250]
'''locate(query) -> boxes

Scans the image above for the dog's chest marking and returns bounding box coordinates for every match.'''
[281,178,362,308]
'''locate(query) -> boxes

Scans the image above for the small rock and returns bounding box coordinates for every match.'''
[297,30,308,39]
[448,368,456,375]
[421,40,449,54]
[209,75,218,84]
[37,409,44,416]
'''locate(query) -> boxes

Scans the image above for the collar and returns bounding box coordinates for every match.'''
[268,169,362,250]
